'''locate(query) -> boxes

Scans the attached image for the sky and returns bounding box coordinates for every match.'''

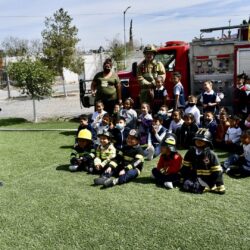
[0,0,249,51]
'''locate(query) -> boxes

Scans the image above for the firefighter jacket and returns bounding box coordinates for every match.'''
[137,59,165,88]
[181,146,224,188]
[94,143,117,169]
[115,144,144,172]
[70,144,95,161]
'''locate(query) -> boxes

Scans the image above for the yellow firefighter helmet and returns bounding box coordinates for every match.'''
[77,129,92,141]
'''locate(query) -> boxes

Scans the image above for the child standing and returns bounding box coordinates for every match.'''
[69,129,95,172]
[223,130,250,177]
[172,72,185,110]
[103,129,144,188]
[151,133,182,189]
[181,128,225,194]
[119,98,137,129]
[200,81,220,114]
[179,113,199,149]
[91,130,116,175]
[184,95,201,126]
[152,75,168,114]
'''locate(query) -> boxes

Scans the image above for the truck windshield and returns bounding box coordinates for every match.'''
[155,51,176,72]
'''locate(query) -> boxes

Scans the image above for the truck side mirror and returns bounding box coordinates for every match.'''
[132,62,137,77]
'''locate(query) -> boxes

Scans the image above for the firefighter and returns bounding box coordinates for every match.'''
[103,129,144,188]
[180,128,225,194]
[69,129,95,172]
[137,45,166,105]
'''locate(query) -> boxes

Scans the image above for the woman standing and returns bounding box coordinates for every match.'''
[91,58,122,114]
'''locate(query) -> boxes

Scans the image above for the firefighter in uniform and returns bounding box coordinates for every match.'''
[103,129,144,188]
[69,129,95,172]
[137,45,166,104]
[180,128,225,194]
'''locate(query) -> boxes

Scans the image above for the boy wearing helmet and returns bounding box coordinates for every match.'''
[92,130,116,177]
[181,128,225,194]
[151,133,182,189]
[69,129,95,172]
[102,129,144,188]
[137,44,166,104]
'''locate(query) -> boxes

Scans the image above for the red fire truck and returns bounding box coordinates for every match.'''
[118,22,250,108]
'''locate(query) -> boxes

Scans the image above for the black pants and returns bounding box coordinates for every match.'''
[152,168,180,186]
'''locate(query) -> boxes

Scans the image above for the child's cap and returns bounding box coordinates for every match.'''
[161,133,177,152]
[77,129,92,141]
[128,129,140,139]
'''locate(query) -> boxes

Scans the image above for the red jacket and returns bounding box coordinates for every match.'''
[157,153,182,175]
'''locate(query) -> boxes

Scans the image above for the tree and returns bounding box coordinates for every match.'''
[1,36,29,57]
[108,37,125,71]
[8,59,55,122]
[41,8,80,96]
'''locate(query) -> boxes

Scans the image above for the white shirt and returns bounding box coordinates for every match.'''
[91,110,107,129]
[169,119,184,133]
[225,127,242,143]
[185,105,201,125]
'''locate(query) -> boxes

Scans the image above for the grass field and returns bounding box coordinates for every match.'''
[0,118,249,250]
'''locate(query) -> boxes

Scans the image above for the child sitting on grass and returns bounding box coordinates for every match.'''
[69,129,95,172]
[223,130,250,177]
[147,115,168,158]
[91,130,116,174]
[179,113,199,149]
[224,115,242,153]
[103,129,144,188]
[203,111,217,139]
[119,98,137,129]
[151,133,182,189]
[180,128,225,194]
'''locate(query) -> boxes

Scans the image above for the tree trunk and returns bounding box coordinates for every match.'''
[32,98,37,123]
[62,73,67,97]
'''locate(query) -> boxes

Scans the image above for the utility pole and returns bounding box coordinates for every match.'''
[123,6,131,69]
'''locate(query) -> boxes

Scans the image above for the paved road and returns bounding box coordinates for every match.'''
[0,90,94,121]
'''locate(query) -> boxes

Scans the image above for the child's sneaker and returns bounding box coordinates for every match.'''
[94,177,107,185]
[146,145,155,161]
[69,165,78,171]
[164,181,173,189]
[103,177,119,188]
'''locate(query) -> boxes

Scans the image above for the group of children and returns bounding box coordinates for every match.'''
[68,72,250,193]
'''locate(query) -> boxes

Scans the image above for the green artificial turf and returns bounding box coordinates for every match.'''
[0,118,249,250]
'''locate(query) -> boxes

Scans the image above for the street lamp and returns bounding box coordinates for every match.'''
[123,6,131,69]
